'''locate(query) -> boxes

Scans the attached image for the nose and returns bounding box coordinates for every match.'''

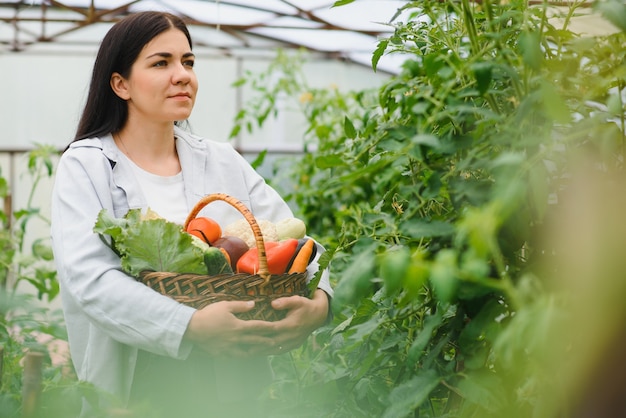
[172,63,191,85]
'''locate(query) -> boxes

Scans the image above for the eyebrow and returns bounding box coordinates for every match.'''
[146,52,195,59]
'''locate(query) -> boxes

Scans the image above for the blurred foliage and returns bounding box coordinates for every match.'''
[232,0,626,417]
[0,147,107,417]
[0,145,59,300]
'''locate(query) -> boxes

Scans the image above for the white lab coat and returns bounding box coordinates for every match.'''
[51,126,333,413]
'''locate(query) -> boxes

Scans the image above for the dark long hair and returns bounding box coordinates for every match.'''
[71,11,192,144]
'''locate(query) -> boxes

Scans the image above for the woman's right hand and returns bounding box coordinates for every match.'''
[183,301,277,357]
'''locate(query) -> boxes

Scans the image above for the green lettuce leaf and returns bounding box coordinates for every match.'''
[94,208,221,277]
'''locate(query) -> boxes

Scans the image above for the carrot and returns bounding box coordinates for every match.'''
[288,238,315,273]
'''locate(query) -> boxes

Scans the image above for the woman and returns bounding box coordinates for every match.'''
[50,11,333,417]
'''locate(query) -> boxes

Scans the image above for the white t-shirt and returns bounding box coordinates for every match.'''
[125,156,189,225]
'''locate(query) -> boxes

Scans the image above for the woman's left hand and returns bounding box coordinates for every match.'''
[265,288,330,355]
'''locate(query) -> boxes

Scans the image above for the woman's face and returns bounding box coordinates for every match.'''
[113,28,198,125]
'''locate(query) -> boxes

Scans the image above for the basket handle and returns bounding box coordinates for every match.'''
[184,193,271,282]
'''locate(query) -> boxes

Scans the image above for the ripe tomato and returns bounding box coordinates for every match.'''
[186,217,222,244]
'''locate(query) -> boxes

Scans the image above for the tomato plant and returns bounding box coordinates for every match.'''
[0,147,92,417]
[233,0,626,416]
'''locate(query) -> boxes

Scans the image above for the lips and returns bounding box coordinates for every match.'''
[170,92,191,99]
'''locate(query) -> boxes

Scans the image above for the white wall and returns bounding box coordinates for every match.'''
[0,50,389,152]
[0,49,391,225]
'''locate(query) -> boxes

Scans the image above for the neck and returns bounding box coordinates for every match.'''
[114,124,181,176]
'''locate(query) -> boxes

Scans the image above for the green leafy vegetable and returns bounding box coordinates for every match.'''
[94,208,231,277]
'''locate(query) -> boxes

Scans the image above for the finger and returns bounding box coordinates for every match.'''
[225,300,256,313]
[271,295,302,310]
[237,319,280,336]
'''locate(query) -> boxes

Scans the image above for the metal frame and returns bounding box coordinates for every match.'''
[0,1,390,58]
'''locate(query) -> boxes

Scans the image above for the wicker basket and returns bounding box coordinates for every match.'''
[139,193,309,321]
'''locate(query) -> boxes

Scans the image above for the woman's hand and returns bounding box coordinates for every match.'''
[264,289,331,355]
[183,289,330,357]
[183,300,277,357]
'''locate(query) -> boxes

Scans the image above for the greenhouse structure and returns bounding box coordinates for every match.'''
[1,1,625,417]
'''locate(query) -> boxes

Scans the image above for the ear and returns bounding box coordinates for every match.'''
[110,72,130,100]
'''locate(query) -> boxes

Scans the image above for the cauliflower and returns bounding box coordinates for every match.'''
[223,219,279,248]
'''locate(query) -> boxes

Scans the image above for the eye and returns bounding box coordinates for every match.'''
[153,60,168,68]
[183,59,195,68]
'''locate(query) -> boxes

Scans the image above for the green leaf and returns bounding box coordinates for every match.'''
[117,217,209,277]
[413,134,440,149]
[372,39,389,72]
[429,249,458,304]
[407,311,443,364]
[382,369,440,418]
[471,61,493,95]
[528,162,550,221]
[0,177,8,198]
[378,245,411,295]
[401,250,430,302]
[315,154,345,169]
[539,80,571,123]
[458,299,507,368]
[94,209,209,277]
[332,0,356,7]
[307,246,334,294]
[455,370,506,412]
[249,149,267,170]
[93,208,128,250]
[344,116,357,139]
[231,77,247,87]
[490,152,524,169]
[423,54,446,78]
[607,93,622,115]
[228,124,241,139]
[411,102,430,115]
[338,157,390,182]
[32,239,53,261]
[519,30,543,71]
[400,220,455,239]
[333,248,377,307]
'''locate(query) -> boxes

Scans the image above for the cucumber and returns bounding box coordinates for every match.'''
[190,235,233,275]
[203,246,233,275]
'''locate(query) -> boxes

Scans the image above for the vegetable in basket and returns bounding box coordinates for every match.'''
[186,216,222,244]
[236,238,299,275]
[94,208,232,277]
[223,217,306,248]
[212,235,249,270]
[223,218,279,248]
[287,238,317,273]
[275,217,306,240]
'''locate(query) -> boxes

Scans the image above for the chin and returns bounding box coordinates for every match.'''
[169,111,193,121]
